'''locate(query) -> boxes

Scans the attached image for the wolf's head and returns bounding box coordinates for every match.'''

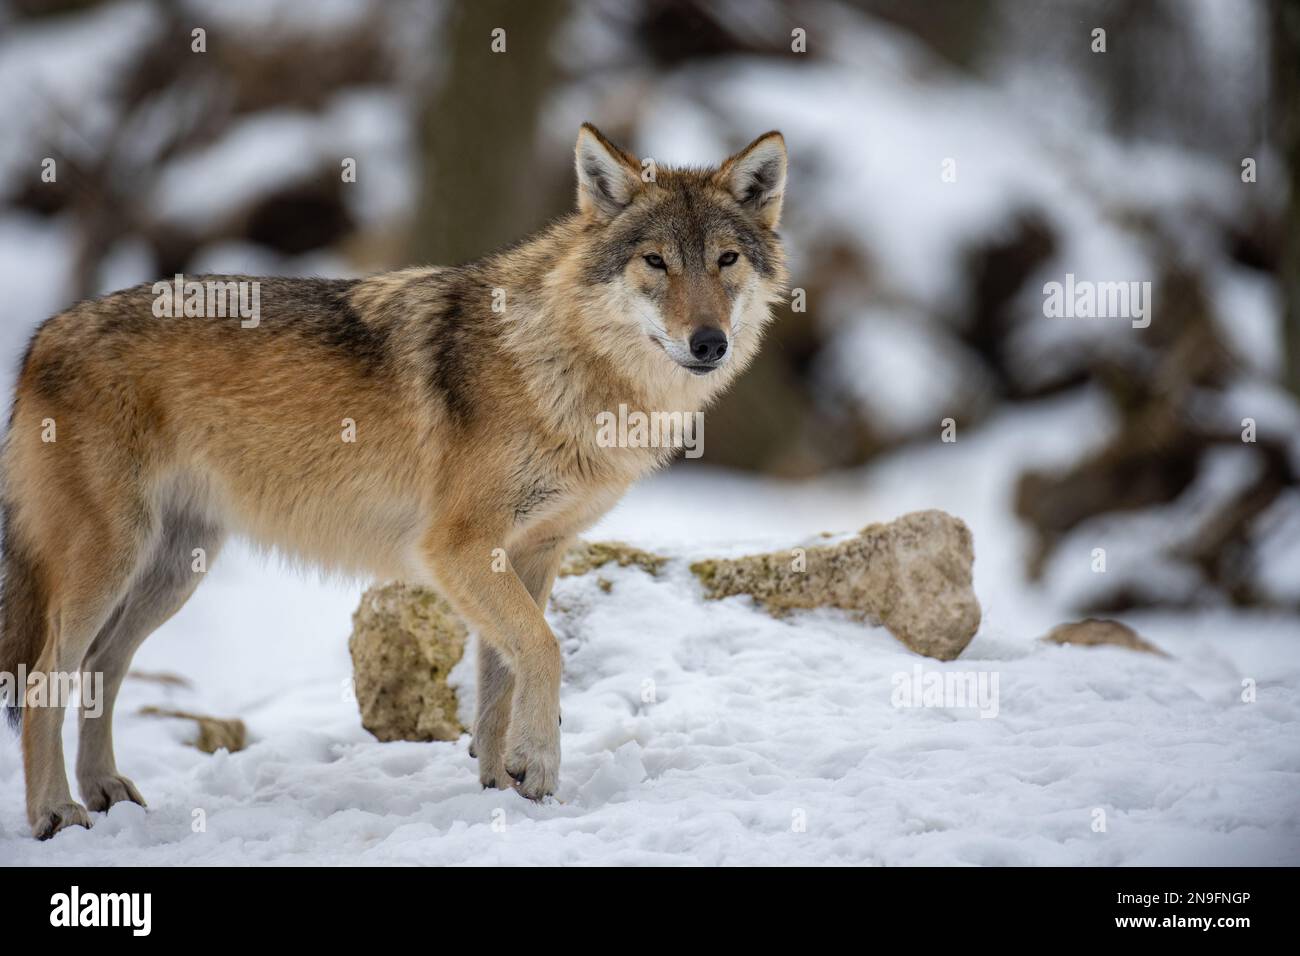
[571,124,787,379]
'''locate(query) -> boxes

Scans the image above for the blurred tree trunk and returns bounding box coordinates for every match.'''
[1275,0,1300,397]
[411,0,568,267]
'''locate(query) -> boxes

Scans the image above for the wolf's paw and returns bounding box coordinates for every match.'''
[478,765,513,791]
[81,773,146,813]
[503,722,560,801]
[475,743,513,790]
[472,718,510,789]
[32,801,92,840]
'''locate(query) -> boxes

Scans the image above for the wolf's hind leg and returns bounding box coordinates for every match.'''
[23,516,154,839]
[471,643,513,788]
[76,510,225,813]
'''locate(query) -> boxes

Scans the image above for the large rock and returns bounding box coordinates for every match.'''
[689,510,981,661]
[349,512,982,741]
[349,583,469,742]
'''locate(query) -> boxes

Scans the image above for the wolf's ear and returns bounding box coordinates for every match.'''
[718,131,786,229]
[575,124,642,221]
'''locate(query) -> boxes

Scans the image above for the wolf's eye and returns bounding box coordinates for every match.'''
[718,251,739,267]
[643,253,667,270]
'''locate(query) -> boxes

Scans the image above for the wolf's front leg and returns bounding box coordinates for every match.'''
[500,638,562,798]
[470,536,568,790]
[425,529,562,800]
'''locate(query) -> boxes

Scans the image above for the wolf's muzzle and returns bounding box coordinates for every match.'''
[689,327,728,363]
[682,327,728,374]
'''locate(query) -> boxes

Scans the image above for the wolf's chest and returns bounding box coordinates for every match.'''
[511,475,565,524]
[506,435,659,533]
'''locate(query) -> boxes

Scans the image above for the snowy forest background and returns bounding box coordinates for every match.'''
[0,0,1297,864]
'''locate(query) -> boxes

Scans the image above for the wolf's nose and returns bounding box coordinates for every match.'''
[689,328,728,363]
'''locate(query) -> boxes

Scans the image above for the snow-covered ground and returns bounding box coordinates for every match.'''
[2,390,1296,865]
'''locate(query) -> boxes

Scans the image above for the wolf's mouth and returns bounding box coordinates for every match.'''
[682,362,721,376]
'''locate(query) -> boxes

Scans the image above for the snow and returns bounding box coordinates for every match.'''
[0,213,77,405]
[0,0,1295,867]
[149,111,329,228]
[178,0,381,36]
[0,0,159,200]
[185,240,355,281]
[2,392,1296,864]
[824,304,994,438]
[326,89,417,227]
[1039,443,1271,610]
[1210,265,1285,377]
[149,92,415,232]
[1253,491,1300,605]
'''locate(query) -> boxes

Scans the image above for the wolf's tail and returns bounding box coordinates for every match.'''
[0,504,47,732]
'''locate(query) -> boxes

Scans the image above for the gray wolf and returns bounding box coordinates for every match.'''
[0,123,788,839]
